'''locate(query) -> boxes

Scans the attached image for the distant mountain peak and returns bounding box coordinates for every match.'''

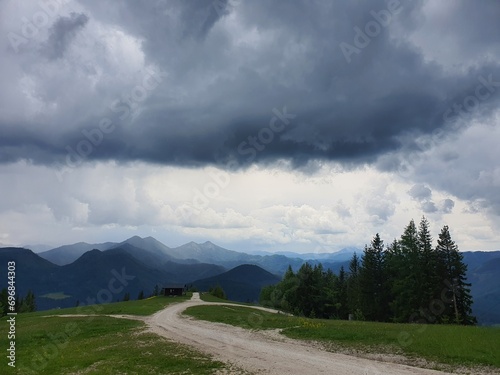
[125,235,143,241]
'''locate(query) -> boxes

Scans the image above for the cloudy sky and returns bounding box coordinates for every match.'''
[1,0,500,253]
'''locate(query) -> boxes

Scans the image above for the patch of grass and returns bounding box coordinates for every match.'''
[39,292,71,300]
[31,294,193,317]
[1,314,224,375]
[184,305,500,369]
[199,293,255,306]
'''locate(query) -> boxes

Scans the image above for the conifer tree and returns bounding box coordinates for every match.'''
[321,267,338,318]
[359,233,389,321]
[347,253,361,316]
[417,216,439,317]
[391,219,420,322]
[25,290,36,312]
[334,266,349,319]
[0,288,7,316]
[276,265,299,312]
[295,263,316,317]
[436,225,476,325]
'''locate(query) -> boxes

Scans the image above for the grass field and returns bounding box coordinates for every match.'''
[199,292,255,306]
[31,293,192,317]
[0,294,228,375]
[2,315,223,375]
[184,305,500,370]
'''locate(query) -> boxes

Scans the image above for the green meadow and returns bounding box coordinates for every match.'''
[2,295,499,374]
[0,295,227,375]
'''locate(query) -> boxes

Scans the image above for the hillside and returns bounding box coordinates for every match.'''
[0,247,223,311]
[192,264,281,303]
[464,251,500,326]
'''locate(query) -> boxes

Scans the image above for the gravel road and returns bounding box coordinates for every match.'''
[146,293,453,375]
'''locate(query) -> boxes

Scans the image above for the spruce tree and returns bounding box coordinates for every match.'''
[391,219,420,322]
[279,265,299,312]
[436,225,476,325]
[321,267,338,319]
[417,216,438,319]
[0,288,7,316]
[347,253,361,317]
[359,233,389,321]
[25,290,36,312]
[295,263,316,317]
[334,266,349,319]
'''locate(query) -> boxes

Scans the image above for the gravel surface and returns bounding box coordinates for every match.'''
[145,293,454,375]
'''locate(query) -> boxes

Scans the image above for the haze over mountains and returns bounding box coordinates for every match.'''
[38,236,348,274]
[1,236,499,325]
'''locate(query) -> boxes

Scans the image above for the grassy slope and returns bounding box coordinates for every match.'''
[33,294,193,316]
[199,292,255,305]
[184,305,500,370]
[10,315,223,375]
[0,295,227,375]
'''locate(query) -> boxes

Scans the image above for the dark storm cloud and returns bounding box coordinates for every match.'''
[42,12,89,59]
[1,0,500,170]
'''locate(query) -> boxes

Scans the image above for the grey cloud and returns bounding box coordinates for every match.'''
[42,12,89,59]
[366,199,396,223]
[408,185,455,215]
[421,201,438,214]
[408,184,432,201]
[1,0,500,174]
[464,199,489,214]
[439,199,455,214]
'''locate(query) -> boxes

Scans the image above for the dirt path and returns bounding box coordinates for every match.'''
[146,293,453,375]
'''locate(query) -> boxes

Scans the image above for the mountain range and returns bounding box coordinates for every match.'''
[1,236,499,325]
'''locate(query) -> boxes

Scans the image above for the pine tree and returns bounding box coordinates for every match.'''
[333,266,349,319]
[417,216,439,320]
[320,267,338,319]
[347,253,361,317]
[123,292,130,301]
[25,290,36,312]
[390,219,420,322]
[137,290,144,300]
[295,263,316,317]
[359,233,389,321]
[436,226,476,325]
[279,265,299,312]
[0,288,7,316]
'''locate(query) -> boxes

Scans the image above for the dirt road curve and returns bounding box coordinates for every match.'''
[146,293,452,375]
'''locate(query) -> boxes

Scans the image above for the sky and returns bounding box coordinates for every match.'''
[1,0,500,253]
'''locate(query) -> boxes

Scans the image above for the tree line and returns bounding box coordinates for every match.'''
[260,217,476,325]
[0,289,36,316]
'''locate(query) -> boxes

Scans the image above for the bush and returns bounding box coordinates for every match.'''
[208,285,227,300]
